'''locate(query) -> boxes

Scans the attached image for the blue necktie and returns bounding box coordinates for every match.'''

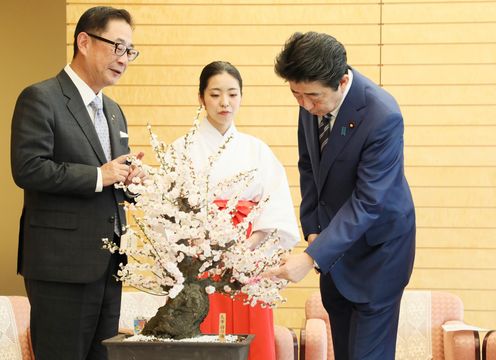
[90,96,112,162]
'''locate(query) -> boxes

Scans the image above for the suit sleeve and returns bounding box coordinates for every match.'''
[11,85,98,196]
[298,114,320,239]
[306,112,406,272]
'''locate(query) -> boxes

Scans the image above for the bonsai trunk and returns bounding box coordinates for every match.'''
[141,282,209,339]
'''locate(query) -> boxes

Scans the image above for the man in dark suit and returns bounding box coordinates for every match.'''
[268,32,416,359]
[10,6,145,360]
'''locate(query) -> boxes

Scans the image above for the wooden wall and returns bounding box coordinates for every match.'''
[67,0,496,333]
[1,0,66,296]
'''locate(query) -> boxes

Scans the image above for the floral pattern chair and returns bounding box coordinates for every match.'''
[300,290,486,360]
[0,296,33,360]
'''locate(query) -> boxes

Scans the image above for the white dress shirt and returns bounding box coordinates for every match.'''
[64,64,105,192]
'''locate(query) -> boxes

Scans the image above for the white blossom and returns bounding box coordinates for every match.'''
[105,119,291,308]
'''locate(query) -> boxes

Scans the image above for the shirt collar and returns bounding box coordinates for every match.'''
[64,64,103,107]
[329,68,353,119]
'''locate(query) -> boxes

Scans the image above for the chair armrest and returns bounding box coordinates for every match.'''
[483,330,496,360]
[274,325,298,360]
[118,327,134,335]
[300,319,327,360]
[0,296,34,360]
[443,320,480,360]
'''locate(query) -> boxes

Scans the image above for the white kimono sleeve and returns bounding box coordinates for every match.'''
[251,143,300,249]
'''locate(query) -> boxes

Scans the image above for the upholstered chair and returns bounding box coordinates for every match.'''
[300,290,483,360]
[0,296,34,360]
[484,330,496,360]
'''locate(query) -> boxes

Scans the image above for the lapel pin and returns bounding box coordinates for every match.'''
[349,122,355,128]
[340,126,347,136]
[111,114,116,121]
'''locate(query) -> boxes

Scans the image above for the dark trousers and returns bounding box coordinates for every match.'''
[320,273,403,360]
[25,252,122,360]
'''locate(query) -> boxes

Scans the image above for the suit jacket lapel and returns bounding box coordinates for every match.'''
[302,111,321,179]
[317,71,366,194]
[57,71,108,164]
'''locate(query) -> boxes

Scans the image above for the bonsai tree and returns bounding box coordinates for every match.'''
[104,117,290,340]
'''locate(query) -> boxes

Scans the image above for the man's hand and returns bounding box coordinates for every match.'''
[264,252,315,283]
[101,154,130,186]
[124,151,146,186]
[307,233,318,245]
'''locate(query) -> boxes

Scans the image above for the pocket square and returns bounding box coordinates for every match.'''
[120,131,129,138]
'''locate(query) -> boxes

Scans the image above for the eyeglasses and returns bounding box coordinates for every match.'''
[86,33,139,61]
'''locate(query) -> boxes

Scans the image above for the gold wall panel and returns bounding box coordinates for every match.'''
[68,0,496,334]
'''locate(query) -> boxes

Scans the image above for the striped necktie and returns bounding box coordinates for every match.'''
[318,114,332,153]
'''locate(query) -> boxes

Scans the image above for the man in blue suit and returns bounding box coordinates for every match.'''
[268,32,415,359]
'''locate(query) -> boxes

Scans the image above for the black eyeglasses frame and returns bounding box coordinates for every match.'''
[86,32,139,61]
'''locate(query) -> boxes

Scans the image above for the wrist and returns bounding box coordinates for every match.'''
[304,251,320,273]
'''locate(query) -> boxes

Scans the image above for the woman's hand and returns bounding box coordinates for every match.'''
[247,230,267,250]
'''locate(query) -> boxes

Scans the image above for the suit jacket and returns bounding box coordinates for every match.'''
[11,70,129,283]
[302,70,416,303]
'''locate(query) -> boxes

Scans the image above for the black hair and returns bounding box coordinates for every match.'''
[199,61,243,97]
[274,32,348,90]
[73,6,133,57]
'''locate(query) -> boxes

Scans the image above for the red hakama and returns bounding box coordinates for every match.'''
[200,200,276,360]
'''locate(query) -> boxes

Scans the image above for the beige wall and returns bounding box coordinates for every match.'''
[1,0,66,295]
[66,0,496,332]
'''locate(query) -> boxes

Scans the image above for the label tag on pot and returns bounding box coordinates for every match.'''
[133,316,147,335]
[219,313,226,342]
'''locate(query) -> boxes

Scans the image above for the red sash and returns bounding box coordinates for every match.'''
[213,199,257,237]
[197,200,257,281]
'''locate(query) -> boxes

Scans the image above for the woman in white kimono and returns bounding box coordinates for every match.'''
[173,61,299,360]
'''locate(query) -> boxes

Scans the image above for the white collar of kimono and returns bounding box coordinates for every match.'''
[198,117,237,146]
